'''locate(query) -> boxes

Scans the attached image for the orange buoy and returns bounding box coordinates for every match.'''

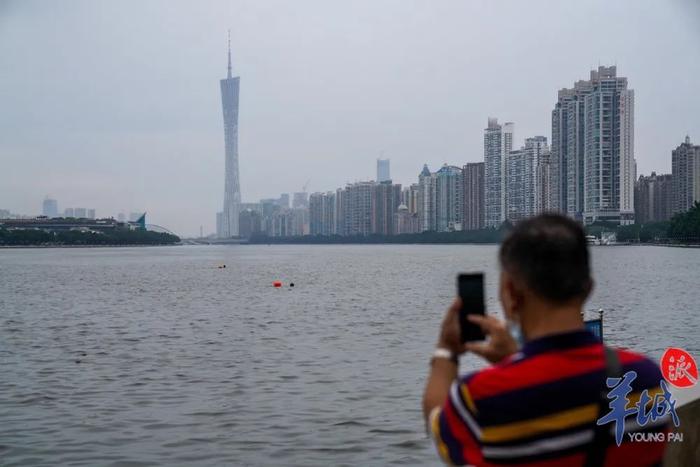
[273,281,282,288]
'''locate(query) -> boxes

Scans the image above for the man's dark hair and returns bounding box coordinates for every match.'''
[499,214,591,303]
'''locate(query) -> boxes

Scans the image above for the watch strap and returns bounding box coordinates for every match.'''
[432,347,459,365]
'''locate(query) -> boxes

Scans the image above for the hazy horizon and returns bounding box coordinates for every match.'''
[1,0,699,236]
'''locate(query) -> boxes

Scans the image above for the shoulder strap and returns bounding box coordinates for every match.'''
[584,346,622,467]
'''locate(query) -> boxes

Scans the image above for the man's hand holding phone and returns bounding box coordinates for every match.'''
[436,299,518,363]
[463,314,518,364]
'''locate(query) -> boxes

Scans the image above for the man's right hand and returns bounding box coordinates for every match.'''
[464,315,519,364]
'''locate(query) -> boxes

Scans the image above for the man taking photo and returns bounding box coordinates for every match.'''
[422,214,670,466]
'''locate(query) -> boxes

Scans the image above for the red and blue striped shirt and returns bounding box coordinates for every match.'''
[430,330,668,466]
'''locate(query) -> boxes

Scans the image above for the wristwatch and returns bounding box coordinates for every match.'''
[432,347,459,365]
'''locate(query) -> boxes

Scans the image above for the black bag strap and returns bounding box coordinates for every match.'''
[584,346,622,467]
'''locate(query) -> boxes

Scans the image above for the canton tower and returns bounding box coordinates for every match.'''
[219,32,241,237]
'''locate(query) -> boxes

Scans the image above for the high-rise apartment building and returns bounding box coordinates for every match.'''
[240,202,262,214]
[87,209,96,220]
[551,66,635,224]
[239,209,262,238]
[435,164,463,232]
[671,136,700,214]
[269,208,307,237]
[394,204,421,234]
[506,137,551,223]
[292,192,309,209]
[372,181,402,235]
[551,82,589,217]
[462,162,485,230]
[402,183,420,215]
[218,33,241,238]
[309,192,336,236]
[343,182,375,236]
[42,197,58,218]
[418,164,437,232]
[334,188,345,236]
[377,158,391,183]
[484,118,514,228]
[332,181,401,236]
[277,194,290,209]
[74,208,87,218]
[635,172,673,223]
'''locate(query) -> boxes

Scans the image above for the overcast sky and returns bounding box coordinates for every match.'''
[1,0,699,236]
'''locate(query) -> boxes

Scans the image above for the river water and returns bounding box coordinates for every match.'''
[1,245,698,466]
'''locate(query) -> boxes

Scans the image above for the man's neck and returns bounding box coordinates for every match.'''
[521,300,585,342]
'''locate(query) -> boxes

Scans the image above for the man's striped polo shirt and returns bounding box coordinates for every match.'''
[429,330,669,466]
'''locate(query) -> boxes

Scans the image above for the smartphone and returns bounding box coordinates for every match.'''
[457,273,486,342]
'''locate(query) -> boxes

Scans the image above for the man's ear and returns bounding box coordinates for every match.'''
[500,270,518,318]
[502,271,525,318]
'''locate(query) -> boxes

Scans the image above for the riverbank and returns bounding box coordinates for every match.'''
[0,243,181,249]
[0,228,180,247]
[248,229,506,245]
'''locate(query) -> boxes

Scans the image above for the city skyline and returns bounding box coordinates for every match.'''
[1,0,699,237]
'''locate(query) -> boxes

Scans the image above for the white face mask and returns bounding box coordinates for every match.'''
[507,318,525,348]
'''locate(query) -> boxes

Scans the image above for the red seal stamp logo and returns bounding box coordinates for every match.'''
[661,347,698,388]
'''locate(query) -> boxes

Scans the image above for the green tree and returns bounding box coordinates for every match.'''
[668,202,700,243]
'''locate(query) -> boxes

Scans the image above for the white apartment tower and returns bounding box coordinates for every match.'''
[484,118,514,228]
[506,136,551,223]
[418,164,437,231]
[552,66,635,224]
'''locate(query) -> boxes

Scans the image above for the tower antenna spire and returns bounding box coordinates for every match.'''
[227,29,232,79]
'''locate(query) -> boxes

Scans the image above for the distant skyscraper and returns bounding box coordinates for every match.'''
[292,192,309,209]
[87,209,96,220]
[484,118,514,228]
[277,194,290,209]
[343,182,375,236]
[335,188,346,235]
[552,66,635,224]
[64,208,74,218]
[672,136,700,214]
[219,32,241,238]
[377,158,391,182]
[238,209,262,238]
[309,192,336,236]
[418,164,437,232]
[402,183,420,215]
[635,172,673,223]
[394,204,421,234]
[372,181,402,235]
[551,81,589,218]
[583,67,635,224]
[435,164,463,232]
[73,208,87,218]
[42,197,58,218]
[462,162,485,230]
[506,136,551,223]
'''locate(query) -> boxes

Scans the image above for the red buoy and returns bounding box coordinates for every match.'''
[273,281,282,288]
